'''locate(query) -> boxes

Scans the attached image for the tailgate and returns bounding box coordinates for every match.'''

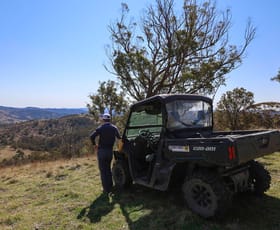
[231,130,280,164]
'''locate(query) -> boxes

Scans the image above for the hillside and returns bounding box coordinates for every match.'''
[1,153,280,229]
[0,106,87,124]
[0,114,97,165]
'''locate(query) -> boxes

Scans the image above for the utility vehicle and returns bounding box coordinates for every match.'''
[112,94,280,218]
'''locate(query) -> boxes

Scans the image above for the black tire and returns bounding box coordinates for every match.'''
[182,170,232,218]
[249,160,271,196]
[112,160,132,189]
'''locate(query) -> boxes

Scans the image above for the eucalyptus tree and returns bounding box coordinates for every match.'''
[106,0,256,101]
[87,80,129,122]
[216,87,255,130]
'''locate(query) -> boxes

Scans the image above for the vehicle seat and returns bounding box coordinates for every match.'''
[132,135,150,175]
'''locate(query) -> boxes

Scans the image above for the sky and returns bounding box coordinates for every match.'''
[0,0,279,108]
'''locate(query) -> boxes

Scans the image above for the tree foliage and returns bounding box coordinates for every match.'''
[215,87,255,130]
[271,68,280,83]
[107,0,256,101]
[87,80,129,122]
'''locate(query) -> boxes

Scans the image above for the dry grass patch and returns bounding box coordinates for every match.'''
[0,146,16,161]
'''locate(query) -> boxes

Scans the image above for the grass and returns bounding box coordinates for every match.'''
[1,153,280,230]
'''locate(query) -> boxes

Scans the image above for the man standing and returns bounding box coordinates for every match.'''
[90,113,121,194]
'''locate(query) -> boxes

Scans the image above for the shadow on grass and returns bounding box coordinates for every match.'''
[220,193,280,229]
[77,186,280,230]
[77,192,114,223]
[77,185,210,230]
[112,186,187,230]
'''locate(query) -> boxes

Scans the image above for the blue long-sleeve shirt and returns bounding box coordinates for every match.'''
[90,122,121,149]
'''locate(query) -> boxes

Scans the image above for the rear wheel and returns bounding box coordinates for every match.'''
[249,160,271,196]
[182,170,232,218]
[112,160,132,189]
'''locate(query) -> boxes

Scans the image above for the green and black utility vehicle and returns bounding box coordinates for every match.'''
[112,94,280,218]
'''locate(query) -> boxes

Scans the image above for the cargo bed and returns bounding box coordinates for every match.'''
[165,129,280,167]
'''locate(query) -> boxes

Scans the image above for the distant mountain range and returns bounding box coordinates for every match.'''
[0,106,88,124]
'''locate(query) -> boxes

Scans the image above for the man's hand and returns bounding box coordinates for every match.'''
[94,144,98,153]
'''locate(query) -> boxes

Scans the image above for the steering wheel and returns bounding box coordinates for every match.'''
[139,129,151,138]
[138,129,158,149]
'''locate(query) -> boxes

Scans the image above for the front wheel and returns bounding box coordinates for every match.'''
[112,160,132,189]
[182,170,232,218]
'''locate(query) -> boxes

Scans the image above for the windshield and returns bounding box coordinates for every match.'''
[126,103,163,139]
[166,100,212,130]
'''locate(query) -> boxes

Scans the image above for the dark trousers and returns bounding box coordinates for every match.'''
[97,148,113,193]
